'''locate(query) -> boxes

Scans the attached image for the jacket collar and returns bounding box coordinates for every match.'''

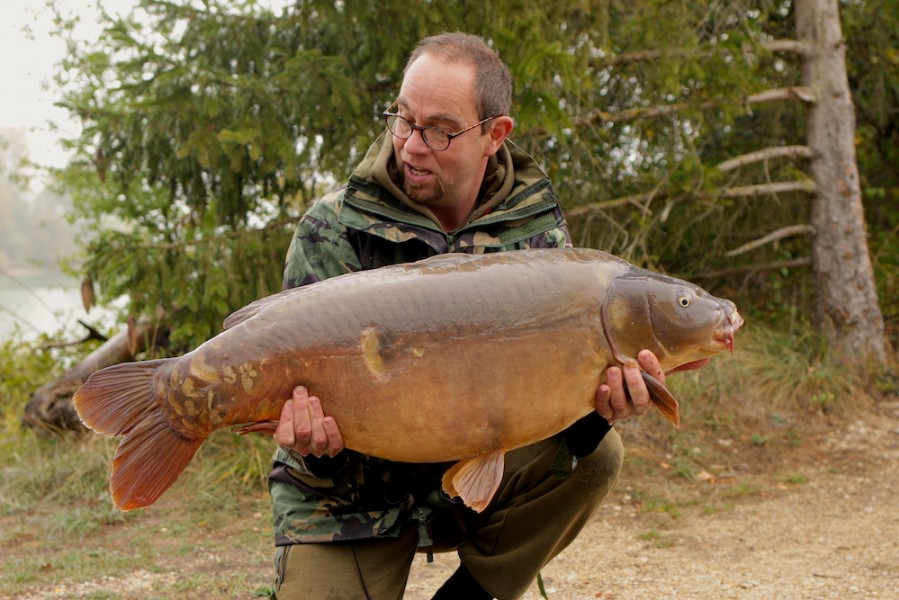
[349,132,550,231]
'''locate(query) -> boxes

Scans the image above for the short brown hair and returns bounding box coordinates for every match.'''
[405,32,512,120]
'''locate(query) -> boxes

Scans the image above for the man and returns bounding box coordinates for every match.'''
[269,32,681,600]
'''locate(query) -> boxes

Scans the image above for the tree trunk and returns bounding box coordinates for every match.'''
[23,319,164,433]
[795,0,890,366]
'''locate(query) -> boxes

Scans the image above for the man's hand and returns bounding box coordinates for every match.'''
[594,351,710,424]
[595,350,661,424]
[275,386,345,457]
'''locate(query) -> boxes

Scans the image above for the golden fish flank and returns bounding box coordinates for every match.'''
[222,365,238,385]
[239,363,259,393]
[180,376,198,398]
[72,247,743,513]
[208,390,226,426]
[190,351,220,383]
[360,327,387,378]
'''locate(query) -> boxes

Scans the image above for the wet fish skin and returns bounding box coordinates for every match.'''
[73,248,742,512]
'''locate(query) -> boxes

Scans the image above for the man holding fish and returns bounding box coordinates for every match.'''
[269,32,709,600]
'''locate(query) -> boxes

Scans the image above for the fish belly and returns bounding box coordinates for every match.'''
[186,249,619,462]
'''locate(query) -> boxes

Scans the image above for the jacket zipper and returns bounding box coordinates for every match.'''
[344,194,558,248]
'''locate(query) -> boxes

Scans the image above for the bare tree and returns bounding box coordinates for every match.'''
[795,0,890,365]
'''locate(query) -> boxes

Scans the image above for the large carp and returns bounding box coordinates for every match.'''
[74,248,743,513]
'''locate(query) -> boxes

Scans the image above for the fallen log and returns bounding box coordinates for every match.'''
[23,318,165,433]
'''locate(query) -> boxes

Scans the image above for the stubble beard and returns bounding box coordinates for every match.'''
[403,176,445,205]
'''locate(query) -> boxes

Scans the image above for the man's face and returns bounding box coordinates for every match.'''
[392,53,502,227]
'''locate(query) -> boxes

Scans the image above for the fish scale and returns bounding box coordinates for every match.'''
[74,247,743,513]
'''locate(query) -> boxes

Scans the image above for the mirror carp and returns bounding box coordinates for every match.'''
[74,248,743,513]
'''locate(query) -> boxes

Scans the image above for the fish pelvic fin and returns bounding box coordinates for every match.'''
[441,450,505,513]
[641,371,681,427]
[73,359,205,511]
[232,420,279,435]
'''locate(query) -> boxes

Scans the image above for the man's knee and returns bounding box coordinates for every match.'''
[566,428,624,504]
[272,525,417,600]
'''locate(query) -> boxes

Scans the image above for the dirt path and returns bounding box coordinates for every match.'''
[405,400,899,599]
[5,400,897,599]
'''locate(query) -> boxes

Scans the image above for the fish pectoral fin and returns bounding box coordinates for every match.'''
[441,451,505,513]
[642,371,681,427]
[232,420,279,435]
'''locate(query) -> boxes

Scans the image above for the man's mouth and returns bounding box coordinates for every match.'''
[406,164,431,178]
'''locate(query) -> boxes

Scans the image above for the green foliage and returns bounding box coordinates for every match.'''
[731,327,871,416]
[47,0,897,347]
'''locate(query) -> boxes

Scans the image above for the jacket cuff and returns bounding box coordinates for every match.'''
[562,412,612,458]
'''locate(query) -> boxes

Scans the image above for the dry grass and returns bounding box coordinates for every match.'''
[1,325,895,598]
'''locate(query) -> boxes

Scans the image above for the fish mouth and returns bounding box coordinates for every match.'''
[712,307,744,354]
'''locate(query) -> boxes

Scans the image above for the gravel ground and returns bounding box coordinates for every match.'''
[6,401,897,600]
[405,400,899,600]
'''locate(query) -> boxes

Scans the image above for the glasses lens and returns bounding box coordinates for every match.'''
[386,115,411,138]
[422,129,450,151]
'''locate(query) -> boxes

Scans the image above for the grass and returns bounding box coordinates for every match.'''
[0,324,893,598]
[0,336,276,599]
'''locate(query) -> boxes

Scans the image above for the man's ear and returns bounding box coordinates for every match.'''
[485,116,515,155]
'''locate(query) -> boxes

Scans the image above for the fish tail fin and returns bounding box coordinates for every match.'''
[73,359,205,510]
[641,371,680,427]
[74,359,169,436]
[110,410,204,510]
[441,450,505,513]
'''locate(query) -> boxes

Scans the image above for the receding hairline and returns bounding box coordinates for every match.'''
[403,32,513,119]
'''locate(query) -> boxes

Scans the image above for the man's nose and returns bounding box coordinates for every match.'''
[403,127,431,154]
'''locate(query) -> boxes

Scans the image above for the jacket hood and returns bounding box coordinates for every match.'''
[350,131,552,231]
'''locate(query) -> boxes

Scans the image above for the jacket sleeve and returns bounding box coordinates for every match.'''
[562,412,613,458]
[279,192,363,476]
[282,191,363,290]
[533,207,611,456]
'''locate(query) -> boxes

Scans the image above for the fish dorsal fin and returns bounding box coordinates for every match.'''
[441,450,505,513]
[642,371,681,427]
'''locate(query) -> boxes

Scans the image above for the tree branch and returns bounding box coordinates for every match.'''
[717,179,817,198]
[754,39,813,57]
[694,257,812,279]
[725,225,816,257]
[591,39,812,69]
[561,86,816,131]
[566,191,665,218]
[716,145,816,171]
[567,179,816,220]
[746,86,817,104]
[520,85,817,137]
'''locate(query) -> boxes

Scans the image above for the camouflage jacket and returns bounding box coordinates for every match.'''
[269,133,608,547]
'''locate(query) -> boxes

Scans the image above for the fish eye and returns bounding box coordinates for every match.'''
[678,295,691,307]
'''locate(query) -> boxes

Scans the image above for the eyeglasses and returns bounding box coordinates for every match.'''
[382,109,497,152]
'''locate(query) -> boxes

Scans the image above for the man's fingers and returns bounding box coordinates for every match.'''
[305,395,329,454]
[321,417,345,455]
[605,367,629,416]
[274,385,342,458]
[622,363,649,413]
[292,386,314,446]
[637,349,665,385]
[274,392,297,448]
[594,382,614,422]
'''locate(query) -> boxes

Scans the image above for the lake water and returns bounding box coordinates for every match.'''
[0,270,109,342]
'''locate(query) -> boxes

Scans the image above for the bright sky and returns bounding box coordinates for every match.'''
[1,0,292,176]
[0,1,137,170]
